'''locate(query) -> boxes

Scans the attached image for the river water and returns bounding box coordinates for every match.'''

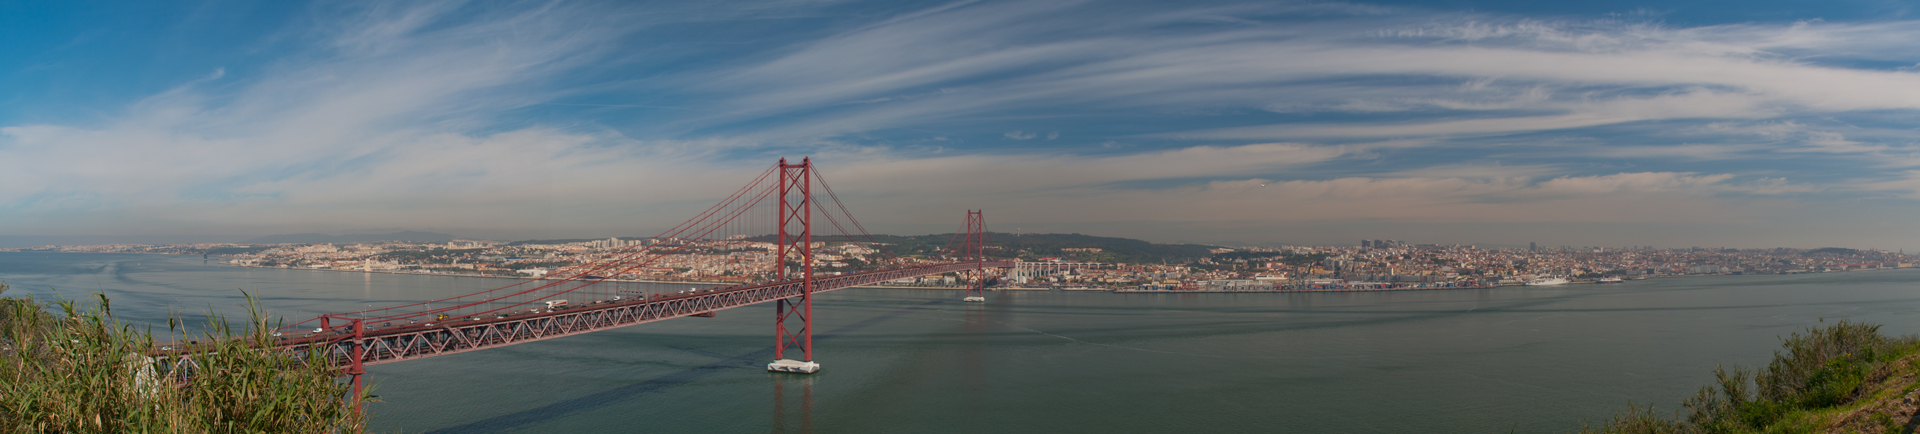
[5,251,1920,433]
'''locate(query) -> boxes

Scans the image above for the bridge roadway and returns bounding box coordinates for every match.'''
[237,260,1015,369]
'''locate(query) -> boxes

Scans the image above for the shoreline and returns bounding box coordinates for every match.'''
[1114,284,1501,294]
[15,251,1912,294]
[219,263,743,286]
[856,285,1054,290]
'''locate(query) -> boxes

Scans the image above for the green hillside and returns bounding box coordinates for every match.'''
[1582,321,1920,434]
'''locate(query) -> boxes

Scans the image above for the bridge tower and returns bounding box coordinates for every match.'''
[769,158,821,374]
[319,315,367,412]
[962,210,988,302]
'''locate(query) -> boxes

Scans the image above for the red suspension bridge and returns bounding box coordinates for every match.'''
[154,157,1010,398]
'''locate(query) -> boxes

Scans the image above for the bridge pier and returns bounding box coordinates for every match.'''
[769,295,819,374]
[963,272,986,303]
[767,358,821,373]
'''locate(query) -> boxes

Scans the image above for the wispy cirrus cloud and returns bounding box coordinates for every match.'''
[679,3,1920,148]
[8,0,1920,249]
[0,1,673,236]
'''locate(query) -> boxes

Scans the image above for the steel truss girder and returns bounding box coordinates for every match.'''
[150,260,1014,375]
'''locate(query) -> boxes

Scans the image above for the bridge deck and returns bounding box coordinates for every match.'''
[154,261,1011,374]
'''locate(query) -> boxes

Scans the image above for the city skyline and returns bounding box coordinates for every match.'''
[6,0,1920,250]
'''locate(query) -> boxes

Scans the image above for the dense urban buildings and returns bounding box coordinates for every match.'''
[8,237,1909,292]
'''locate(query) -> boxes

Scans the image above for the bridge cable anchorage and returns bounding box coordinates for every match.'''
[159,158,1019,403]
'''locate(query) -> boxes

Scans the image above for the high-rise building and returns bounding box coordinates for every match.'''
[1529,242,1537,252]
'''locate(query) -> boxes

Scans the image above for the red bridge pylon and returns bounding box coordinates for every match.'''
[961,210,988,302]
[319,314,367,414]
[769,157,821,374]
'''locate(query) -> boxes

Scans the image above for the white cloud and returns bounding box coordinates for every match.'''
[1386,163,1561,179]
[10,1,1920,249]
[1171,113,1639,140]
[1859,171,1920,200]
[961,171,1804,228]
[682,4,1920,144]
[813,141,1349,200]
[0,1,679,237]
[1576,144,1761,160]
[1527,172,1736,196]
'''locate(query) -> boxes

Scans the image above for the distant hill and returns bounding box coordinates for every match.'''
[246,231,456,244]
[504,238,598,246]
[1808,247,1862,255]
[743,232,1215,264]
[503,237,647,246]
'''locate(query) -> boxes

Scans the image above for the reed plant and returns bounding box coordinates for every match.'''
[0,282,373,433]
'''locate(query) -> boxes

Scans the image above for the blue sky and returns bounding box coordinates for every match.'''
[4,0,1920,249]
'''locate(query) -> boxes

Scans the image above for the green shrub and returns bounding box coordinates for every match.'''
[0,282,372,433]
[1757,321,1896,407]
[1585,320,1920,434]
[1578,404,1688,434]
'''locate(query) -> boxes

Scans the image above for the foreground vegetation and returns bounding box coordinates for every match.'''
[0,282,371,433]
[1584,321,1920,434]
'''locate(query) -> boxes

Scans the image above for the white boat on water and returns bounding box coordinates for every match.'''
[1525,277,1570,286]
[1597,277,1624,284]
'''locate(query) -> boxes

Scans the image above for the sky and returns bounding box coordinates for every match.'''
[3,0,1920,249]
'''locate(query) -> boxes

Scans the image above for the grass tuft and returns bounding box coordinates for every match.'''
[0,281,373,433]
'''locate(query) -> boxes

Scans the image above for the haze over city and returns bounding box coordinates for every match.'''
[4,0,1919,249]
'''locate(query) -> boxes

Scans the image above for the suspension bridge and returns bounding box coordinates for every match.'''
[153,157,1011,399]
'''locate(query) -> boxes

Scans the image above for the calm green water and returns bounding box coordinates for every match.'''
[6,251,1920,433]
